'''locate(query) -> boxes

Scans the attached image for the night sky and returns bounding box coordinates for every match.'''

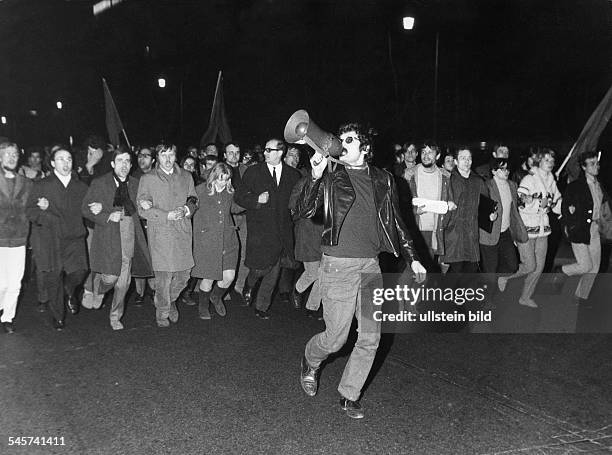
[1,0,611,155]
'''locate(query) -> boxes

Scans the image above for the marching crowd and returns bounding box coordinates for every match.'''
[1,127,610,418]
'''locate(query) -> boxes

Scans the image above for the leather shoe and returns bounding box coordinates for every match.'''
[254,309,270,320]
[300,355,319,397]
[2,322,15,334]
[291,288,303,309]
[178,290,196,306]
[339,397,365,419]
[53,318,65,331]
[66,295,80,315]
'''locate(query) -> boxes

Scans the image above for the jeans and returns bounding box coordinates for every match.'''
[305,255,381,402]
[153,269,191,323]
[295,260,321,311]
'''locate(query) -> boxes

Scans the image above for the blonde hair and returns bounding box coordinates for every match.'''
[206,162,234,196]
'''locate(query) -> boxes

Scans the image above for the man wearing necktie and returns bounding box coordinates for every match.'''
[234,138,301,319]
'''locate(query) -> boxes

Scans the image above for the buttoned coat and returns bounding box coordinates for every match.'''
[443,170,488,263]
[562,175,609,244]
[234,162,301,270]
[0,172,32,247]
[136,165,197,272]
[191,185,240,280]
[26,172,88,273]
[479,178,528,246]
[81,172,152,277]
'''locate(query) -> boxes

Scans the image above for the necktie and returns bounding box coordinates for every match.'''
[272,166,278,186]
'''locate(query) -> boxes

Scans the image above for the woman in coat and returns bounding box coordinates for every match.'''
[192,163,241,320]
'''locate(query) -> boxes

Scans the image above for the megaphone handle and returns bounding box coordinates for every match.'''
[302,135,326,156]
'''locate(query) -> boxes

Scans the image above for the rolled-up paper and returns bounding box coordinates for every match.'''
[412,197,449,214]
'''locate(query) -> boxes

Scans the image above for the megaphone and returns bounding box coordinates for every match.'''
[284,110,342,159]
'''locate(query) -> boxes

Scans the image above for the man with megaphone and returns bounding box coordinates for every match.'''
[289,117,426,419]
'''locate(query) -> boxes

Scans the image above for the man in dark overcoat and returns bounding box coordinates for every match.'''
[82,149,152,330]
[26,148,88,330]
[234,138,301,319]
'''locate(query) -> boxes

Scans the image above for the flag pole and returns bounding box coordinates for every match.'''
[208,70,222,125]
[555,142,576,179]
[122,129,132,150]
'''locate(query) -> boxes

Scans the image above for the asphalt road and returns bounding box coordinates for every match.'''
[1,279,612,455]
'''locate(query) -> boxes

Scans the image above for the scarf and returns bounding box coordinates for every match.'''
[113,175,136,215]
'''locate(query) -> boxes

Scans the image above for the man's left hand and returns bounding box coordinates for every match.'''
[411,261,427,283]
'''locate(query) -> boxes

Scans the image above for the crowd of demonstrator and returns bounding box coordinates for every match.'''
[1,137,609,332]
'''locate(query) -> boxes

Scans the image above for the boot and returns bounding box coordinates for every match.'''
[210,284,227,317]
[198,290,211,320]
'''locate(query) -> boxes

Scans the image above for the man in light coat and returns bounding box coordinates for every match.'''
[137,144,197,327]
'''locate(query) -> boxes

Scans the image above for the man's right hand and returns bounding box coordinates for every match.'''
[88,202,102,215]
[258,191,269,204]
[108,210,122,223]
[167,208,185,221]
[310,152,328,180]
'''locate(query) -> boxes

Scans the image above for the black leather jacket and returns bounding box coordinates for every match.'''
[294,164,418,263]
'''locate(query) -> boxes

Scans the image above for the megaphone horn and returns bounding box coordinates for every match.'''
[284,109,342,159]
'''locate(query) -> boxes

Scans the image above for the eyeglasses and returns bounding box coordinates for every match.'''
[264,148,282,153]
[341,136,359,144]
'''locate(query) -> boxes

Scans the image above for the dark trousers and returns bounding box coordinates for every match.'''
[479,229,519,274]
[43,269,87,322]
[247,258,281,312]
[447,261,479,274]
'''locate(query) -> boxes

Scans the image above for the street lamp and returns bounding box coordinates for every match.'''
[402,16,415,30]
[56,101,63,110]
[1,116,6,124]
[158,77,166,88]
